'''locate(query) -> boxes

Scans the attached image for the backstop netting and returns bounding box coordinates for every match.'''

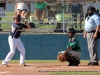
[0,0,99,33]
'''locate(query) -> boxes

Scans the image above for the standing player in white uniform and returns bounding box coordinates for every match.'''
[1,15,31,67]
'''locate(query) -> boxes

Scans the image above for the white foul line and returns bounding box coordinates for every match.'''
[0,72,9,75]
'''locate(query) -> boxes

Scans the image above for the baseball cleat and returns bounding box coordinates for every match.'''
[91,62,99,66]
[20,63,27,66]
[1,64,9,67]
[68,62,73,66]
[87,62,99,66]
[87,62,92,66]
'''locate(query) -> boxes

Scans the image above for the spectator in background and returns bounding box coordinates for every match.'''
[35,0,47,24]
[55,13,68,32]
[14,1,31,20]
[68,0,83,29]
[0,2,6,29]
[46,0,66,32]
[46,0,62,24]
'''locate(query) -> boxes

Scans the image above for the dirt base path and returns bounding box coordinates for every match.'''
[0,62,100,75]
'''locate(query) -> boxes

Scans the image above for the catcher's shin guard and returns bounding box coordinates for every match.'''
[66,53,80,66]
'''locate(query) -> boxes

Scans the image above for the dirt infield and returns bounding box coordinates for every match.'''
[0,62,100,75]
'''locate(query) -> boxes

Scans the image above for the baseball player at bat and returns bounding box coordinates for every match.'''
[1,15,31,67]
[57,28,81,66]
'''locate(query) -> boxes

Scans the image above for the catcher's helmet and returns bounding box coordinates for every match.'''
[67,28,76,34]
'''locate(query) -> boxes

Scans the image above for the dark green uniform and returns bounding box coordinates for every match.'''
[35,2,47,10]
[67,37,81,52]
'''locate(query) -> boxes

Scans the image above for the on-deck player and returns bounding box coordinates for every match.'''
[1,15,31,67]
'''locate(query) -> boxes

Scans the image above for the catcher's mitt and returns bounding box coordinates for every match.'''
[57,54,66,62]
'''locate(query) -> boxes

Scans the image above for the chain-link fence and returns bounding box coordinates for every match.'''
[0,0,99,33]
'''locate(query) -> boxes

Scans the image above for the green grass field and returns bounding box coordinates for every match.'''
[45,72,100,75]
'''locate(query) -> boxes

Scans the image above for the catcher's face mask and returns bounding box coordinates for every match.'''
[68,32,72,37]
[68,32,75,39]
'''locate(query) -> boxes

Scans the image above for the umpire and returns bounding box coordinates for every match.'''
[84,6,100,66]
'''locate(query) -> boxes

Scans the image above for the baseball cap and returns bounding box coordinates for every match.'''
[87,6,96,11]
[14,15,21,22]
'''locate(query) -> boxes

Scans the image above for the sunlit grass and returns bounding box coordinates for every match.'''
[45,72,100,75]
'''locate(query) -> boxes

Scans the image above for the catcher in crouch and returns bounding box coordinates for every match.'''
[57,28,81,66]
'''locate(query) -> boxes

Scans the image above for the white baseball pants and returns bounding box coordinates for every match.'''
[2,36,25,64]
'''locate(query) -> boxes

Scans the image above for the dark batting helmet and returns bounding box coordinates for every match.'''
[14,15,21,22]
[67,28,76,34]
